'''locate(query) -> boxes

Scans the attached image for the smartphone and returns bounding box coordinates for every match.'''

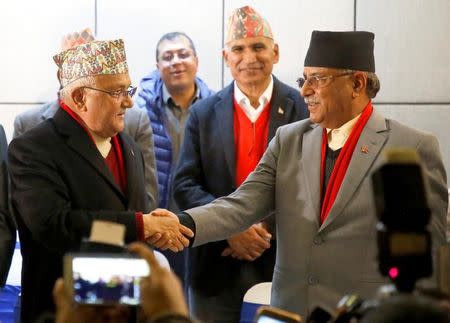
[64,253,150,306]
[254,306,303,323]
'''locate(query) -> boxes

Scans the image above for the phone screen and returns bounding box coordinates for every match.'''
[68,255,149,306]
[256,315,289,323]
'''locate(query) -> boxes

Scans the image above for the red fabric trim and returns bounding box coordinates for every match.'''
[111,136,127,194]
[319,101,374,224]
[60,100,127,193]
[233,97,271,186]
[59,100,95,143]
[135,212,145,241]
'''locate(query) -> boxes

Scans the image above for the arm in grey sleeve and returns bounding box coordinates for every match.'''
[133,108,159,210]
[13,115,24,139]
[186,127,281,247]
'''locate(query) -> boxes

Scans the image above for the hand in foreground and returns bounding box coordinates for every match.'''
[143,208,194,252]
[53,278,130,323]
[222,223,271,261]
[128,242,189,320]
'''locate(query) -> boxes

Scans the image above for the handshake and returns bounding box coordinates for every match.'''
[142,209,193,252]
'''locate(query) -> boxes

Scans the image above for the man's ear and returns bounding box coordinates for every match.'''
[71,87,86,111]
[222,48,231,68]
[352,72,367,95]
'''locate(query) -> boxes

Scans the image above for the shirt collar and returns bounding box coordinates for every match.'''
[162,82,200,107]
[233,75,273,123]
[326,113,361,151]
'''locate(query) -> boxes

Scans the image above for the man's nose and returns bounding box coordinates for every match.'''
[123,96,133,109]
[300,83,313,98]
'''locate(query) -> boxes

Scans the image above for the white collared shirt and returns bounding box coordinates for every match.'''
[326,113,361,151]
[234,75,274,123]
[89,131,112,158]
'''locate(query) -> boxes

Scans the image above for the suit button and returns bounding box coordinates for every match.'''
[308,276,318,285]
[313,236,323,245]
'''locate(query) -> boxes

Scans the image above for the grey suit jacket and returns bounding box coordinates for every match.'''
[14,101,158,209]
[0,124,15,286]
[186,110,448,316]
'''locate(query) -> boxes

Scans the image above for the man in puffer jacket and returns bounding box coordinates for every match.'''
[135,31,214,290]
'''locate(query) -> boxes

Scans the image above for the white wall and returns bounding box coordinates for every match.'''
[1,0,449,176]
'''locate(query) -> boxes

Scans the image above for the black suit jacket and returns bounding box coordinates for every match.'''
[0,125,15,287]
[8,108,149,321]
[173,77,308,295]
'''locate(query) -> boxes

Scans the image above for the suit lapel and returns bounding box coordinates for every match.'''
[53,109,126,201]
[320,111,388,230]
[215,84,236,181]
[302,124,323,228]
[121,134,138,207]
[268,77,294,141]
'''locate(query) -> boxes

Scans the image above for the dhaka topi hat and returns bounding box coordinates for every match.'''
[304,31,375,72]
[60,28,95,51]
[53,39,128,88]
[225,6,273,44]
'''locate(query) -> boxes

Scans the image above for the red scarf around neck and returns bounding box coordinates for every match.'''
[319,101,373,224]
[59,100,127,193]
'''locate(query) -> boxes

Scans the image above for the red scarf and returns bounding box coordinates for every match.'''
[319,101,373,224]
[59,100,127,193]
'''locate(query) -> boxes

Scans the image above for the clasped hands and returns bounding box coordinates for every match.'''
[222,223,272,261]
[142,208,193,252]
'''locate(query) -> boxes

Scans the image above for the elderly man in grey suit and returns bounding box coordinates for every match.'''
[13,30,158,209]
[163,30,448,317]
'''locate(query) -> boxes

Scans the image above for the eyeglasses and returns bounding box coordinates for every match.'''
[159,50,194,63]
[296,72,353,89]
[83,86,137,98]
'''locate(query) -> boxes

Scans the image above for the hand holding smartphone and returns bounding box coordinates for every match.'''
[63,253,149,306]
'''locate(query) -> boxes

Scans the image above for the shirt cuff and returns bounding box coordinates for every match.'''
[178,212,196,246]
[135,212,145,241]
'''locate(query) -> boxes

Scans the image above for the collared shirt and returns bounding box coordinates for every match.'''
[326,113,361,151]
[234,75,274,123]
[89,131,112,158]
[162,83,199,210]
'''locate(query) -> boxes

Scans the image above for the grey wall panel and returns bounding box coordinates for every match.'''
[97,0,223,92]
[0,104,41,142]
[375,104,450,181]
[223,0,354,88]
[357,0,450,103]
[0,0,95,103]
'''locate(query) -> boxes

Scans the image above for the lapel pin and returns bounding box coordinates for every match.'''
[277,106,284,115]
[131,149,135,157]
[361,145,369,154]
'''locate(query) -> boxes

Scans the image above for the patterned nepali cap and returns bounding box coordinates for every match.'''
[60,28,95,51]
[225,6,273,44]
[53,39,128,88]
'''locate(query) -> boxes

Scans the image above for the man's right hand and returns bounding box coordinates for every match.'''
[221,223,271,261]
[142,209,193,252]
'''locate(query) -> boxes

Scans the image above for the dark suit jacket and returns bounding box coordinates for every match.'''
[173,77,308,295]
[0,125,15,286]
[8,108,149,322]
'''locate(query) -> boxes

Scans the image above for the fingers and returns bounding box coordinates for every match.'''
[179,224,194,238]
[221,247,233,257]
[146,232,162,245]
[128,242,162,272]
[150,209,177,219]
[53,278,70,308]
[252,223,272,241]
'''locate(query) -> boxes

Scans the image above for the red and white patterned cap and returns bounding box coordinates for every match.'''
[225,6,273,44]
[60,28,95,51]
[53,39,129,88]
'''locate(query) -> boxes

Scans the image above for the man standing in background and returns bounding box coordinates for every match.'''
[135,31,214,288]
[173,6,308,322]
